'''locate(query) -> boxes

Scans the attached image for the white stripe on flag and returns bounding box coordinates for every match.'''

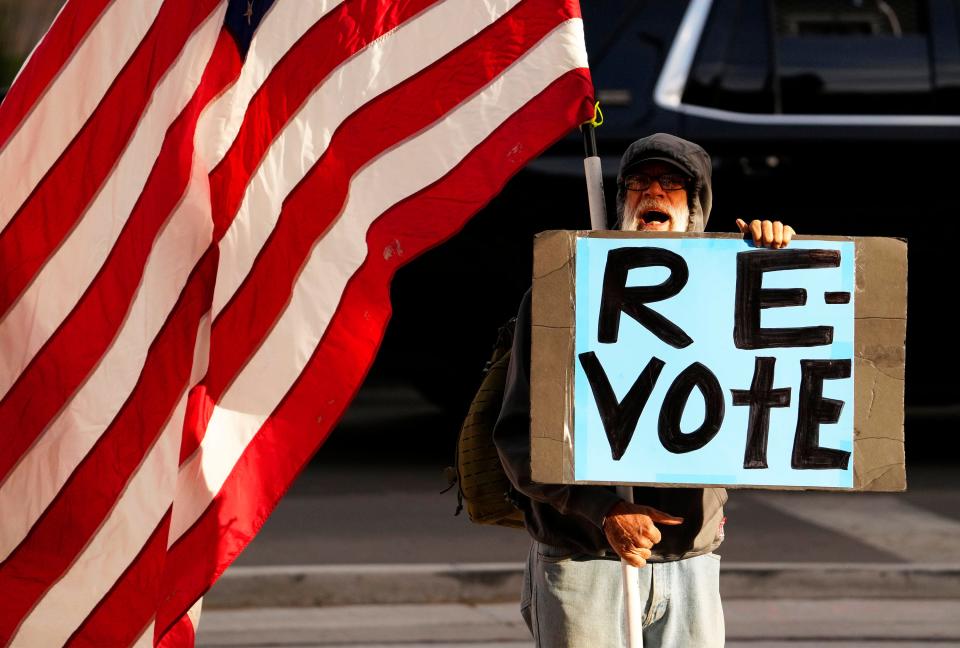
[0,4,225,400]
[131,620,155,648]
[170,19,588,540]
[9,311,208,646]
[0,0,165,230]
[193,0,345,171]
[0,158,214,563]
[9,390,187,647]
[210,0,523,318]
[186,597,203,629]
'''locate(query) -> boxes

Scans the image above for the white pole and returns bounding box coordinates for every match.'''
[582,120,643,648]
[616,485,644,648]
[582,124,607,231]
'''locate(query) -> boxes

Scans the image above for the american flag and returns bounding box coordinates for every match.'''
[0,0,593,645]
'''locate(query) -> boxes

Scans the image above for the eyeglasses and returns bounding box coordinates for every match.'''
[623,173,688,192]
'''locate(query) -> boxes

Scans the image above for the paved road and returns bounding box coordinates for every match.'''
[235,461,960,566]
[196,599,960,647]
[233,385,960,567]
[200,385,960,647]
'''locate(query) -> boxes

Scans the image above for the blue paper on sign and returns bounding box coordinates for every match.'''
[573,237,855,488]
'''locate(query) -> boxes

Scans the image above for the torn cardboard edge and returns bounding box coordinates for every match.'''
[530,230,907,492]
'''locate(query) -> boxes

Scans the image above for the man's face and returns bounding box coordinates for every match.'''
[621,161,690,232]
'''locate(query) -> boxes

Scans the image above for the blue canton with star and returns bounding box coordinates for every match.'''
[224,0,277,59]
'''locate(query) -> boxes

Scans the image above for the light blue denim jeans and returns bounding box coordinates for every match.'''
[521,541,724,647]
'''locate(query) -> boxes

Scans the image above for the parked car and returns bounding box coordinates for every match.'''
[384,0,960,455]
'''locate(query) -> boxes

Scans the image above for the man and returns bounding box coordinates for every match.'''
[493,133,794,647]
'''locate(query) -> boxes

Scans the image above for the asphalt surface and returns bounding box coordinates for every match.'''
[231,386,960,567]
[196,599,960,647]
[232,462,959,567]
[200,384,960,647]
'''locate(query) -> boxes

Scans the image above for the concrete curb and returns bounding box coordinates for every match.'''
[206,562,960,609]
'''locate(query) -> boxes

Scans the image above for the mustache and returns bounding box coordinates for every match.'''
[623,196,690,230]
[631,197,683,219]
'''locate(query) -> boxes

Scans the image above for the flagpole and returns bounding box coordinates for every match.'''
[614,483,644,648]
[581,108,644,648]
[582,118,607,231]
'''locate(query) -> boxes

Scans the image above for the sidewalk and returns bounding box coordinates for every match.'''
[230,462,960,567]
[198,413,960,645]
[206,562,960,608]
[205,459,960,607]
[196,599,960,647]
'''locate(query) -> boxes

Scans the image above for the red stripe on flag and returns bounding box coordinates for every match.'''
[179,384,217,465]
[156,614,195,648]
[202,0,576,408]
[207,0,440,240]
[177,0,445,463]
[0,32,239,483]
[63,511,173,648]
[0,0,114,151]
[0,0,222,318]
[0,252,215,643]
[156,69,594,639]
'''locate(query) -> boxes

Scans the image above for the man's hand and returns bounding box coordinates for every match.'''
[736,219,795,249]
[602,501,684,568]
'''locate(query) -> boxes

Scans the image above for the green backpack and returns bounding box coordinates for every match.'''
[446,318,525,529]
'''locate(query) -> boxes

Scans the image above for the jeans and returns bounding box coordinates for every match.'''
[521,541,724,647]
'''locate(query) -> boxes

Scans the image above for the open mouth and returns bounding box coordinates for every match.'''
[640,210,670,225]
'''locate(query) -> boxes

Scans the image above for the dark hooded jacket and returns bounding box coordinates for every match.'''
[493,133,726,561]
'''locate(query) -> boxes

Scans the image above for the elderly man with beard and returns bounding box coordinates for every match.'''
[493,133,794,648]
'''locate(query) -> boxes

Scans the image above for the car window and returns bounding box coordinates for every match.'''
[682,0,777,114]
[582,1,689,134]
[683,0,960,115]
[775,0,934,114]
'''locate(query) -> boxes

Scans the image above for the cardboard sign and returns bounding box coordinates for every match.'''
[530,231,906,491]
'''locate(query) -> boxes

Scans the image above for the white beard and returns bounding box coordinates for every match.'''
[622,196,690,232]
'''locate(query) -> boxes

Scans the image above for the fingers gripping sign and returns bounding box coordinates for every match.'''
[602,502,684,567]
[736,219,795,249]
